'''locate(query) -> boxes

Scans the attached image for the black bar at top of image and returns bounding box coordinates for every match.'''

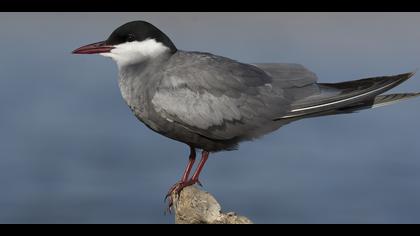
[0,0,419,12]
[0,0,420,12]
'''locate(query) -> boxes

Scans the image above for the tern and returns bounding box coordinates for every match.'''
[73,20,420,210]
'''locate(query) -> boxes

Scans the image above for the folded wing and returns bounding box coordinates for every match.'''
[152,52,314,140]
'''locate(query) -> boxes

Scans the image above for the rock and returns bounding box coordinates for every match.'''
[172,186,253,224]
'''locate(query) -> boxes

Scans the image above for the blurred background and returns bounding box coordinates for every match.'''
[1,12,420,223]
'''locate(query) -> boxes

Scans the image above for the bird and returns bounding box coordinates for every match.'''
[73,20,420,211]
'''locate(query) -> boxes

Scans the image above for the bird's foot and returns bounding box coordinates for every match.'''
[164,179,202,214]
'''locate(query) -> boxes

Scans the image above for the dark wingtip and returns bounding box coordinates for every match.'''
[399,69,418,80]
[405,69,417,79]
[409,69,418,78]
[389,70,418,85]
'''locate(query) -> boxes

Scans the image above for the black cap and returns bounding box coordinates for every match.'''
[105,21,177,54]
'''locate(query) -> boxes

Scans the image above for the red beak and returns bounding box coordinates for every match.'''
[72,41,114,54]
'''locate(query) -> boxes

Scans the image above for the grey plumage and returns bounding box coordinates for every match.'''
[119,51,289,151]
[117,50,418,152]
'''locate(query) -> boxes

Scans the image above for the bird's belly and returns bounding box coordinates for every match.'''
[127,102,238,151]
[118,77,239,151]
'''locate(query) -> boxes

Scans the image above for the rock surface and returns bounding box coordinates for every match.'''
[172,186,253,224]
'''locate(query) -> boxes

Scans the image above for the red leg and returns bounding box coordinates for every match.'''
[165,146,196,201]
[181,146,196,182]
[165,150,210,214]
[190,151,209,184]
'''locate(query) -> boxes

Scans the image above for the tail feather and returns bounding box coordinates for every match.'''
[333,92,420,114]
[276,71,418,120]
[372,92,420,108]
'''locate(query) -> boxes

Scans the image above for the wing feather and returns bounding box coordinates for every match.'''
[152,52,314,140]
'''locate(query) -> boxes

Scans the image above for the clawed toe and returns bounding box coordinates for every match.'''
[164,179,202,214]
[164,181,181,202]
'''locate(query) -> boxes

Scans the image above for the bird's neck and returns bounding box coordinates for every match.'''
[118,52,171,80]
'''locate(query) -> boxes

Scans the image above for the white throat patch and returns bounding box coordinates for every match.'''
[100,38,170,67]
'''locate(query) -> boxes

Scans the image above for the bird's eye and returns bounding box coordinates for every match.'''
[127,34,135,42]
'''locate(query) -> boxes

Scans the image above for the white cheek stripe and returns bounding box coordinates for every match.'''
[100,38,169,67]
